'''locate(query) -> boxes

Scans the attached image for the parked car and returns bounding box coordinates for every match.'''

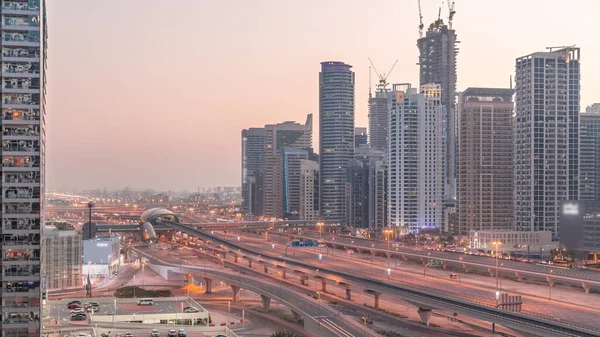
[88,301,100,308]
[70,308,85,315]
[151,329,159,337]
[125,332,133,337]
[68,303,82,310]
[168,330,177,337]
[68,300,82,306]
[70,314,87,321]
[177,329,186,337]
[85,306,99,313]
[115,333,123,337]
[75,333,90,337]
[183,307,199,313]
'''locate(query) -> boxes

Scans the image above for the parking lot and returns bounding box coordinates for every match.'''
[46,297,204,323]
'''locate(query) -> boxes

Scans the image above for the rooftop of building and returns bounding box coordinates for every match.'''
[43,225,79,237]
[321,61,352,72]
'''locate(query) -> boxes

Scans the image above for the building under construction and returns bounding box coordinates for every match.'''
[368,59,397,152]
[417,3,459,201]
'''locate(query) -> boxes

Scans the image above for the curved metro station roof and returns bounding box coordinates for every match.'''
[139,208,179,224]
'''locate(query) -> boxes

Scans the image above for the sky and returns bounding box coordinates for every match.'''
[46,0,600,192]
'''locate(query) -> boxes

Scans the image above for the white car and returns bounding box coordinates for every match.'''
[183,307,199,313]
[75,334,90,337]
[71,308,85,315]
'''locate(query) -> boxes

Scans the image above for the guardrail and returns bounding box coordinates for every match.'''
[165,222,600,337]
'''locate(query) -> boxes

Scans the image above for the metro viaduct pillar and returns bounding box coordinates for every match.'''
[261,295,271,311]
[315,275,327,292]
[339,282,351,300]
[363,289,381,309]
[231,285,241,302]
[203,278,213,294]
[417,307,433,326]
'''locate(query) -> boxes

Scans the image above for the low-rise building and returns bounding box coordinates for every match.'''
[559,200,600,252]
[43,225,83,290]
[83,235,121,281]
[469,229,555,255]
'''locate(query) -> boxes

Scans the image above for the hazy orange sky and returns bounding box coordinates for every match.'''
[46,0,600,191]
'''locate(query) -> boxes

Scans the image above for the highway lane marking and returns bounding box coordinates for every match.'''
[321,318,355,337]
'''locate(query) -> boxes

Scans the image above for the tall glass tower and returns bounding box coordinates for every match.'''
[319,61,355,222]
[1,1,47,336]
[514,47,580,237]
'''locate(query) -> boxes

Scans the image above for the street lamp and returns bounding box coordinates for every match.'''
[316,222,324,240]
[491,241,502,304]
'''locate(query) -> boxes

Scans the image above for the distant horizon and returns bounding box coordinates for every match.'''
[46,0,600,190]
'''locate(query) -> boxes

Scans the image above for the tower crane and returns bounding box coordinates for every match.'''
[368,58,398,91]
[448,1,456,29]
[418,0,424,38]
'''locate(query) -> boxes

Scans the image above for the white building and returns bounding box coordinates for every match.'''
[469,230,556,254]
[586,103,600,113]
[514,48,580,237]
[43,226,83,290]
[82,235,121,282]
[300,159,320,220]
[387,84,445,233]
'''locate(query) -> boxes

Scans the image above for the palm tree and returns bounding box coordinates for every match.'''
[271,332,301,337]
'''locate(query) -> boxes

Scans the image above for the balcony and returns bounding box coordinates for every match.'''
[4,218,40,231]
[2,1,41,14]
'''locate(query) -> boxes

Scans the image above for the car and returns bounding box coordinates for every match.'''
[116,333,123,337]
[70,308,85,315]
[68,303,82,310]
[183,307,199,313]
[85,306,99,313]
[75,334,90,337]
[88,301,100,307]
[168,330,177,337]
[70,315,87,321]
[151,329,159,337]
[68,300,82,306]
[177,329,186,337]
[125,332,133,337]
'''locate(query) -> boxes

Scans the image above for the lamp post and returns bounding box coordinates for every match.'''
[384,228,393,268]
[492,241,502,304]
[316,222,324,240]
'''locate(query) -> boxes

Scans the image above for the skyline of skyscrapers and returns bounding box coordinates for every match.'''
[514,47,580,237]
[319,61,355,222]
[457,87,515,235]
[1,1,47,336]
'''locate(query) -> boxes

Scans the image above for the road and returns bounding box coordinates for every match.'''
[219,232,600,328]
[280,230,600,282]
[135,247,381,337]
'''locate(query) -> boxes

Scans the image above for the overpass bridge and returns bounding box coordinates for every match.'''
[133,247,380,337]
[156,221,600,337]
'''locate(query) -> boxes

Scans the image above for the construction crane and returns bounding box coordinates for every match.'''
[546,45,576,52]
[448,1,456,29]
[418,0,424,38]
[368,58,398,92]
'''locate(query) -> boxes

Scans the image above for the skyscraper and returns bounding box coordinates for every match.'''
[515,47,580,236]
[368,89,389,151]
[345,159,368,227]
[241,127,265,216]
[319,61,355,222]
[281,147,309,219]
[457,88,514,235]
[350,147,386,229]
[1,1,47,336]
[263,115,312,218]
[387,84,444,233]
[417,17,458,201]
[579,112,600,201]
[300,159,320,221]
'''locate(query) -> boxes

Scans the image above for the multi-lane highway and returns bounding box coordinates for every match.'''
[162,221,600,337]
[133,247,380,337]
[250,229,600,289]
